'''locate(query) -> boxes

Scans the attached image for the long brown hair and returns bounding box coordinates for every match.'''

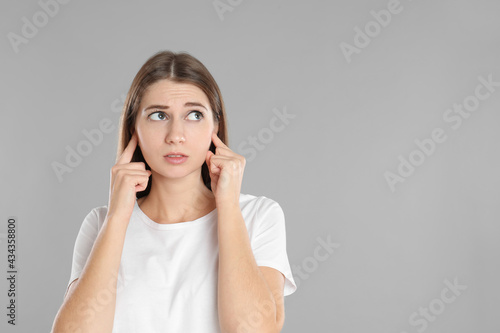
[116,50,229,198]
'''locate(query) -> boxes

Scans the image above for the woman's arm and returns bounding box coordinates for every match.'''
[206,132,284,332]
[217,203,282,333]
[52,132,149,332]
[51,214,129,333]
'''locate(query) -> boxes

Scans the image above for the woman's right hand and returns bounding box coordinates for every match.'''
[106,132,151,221]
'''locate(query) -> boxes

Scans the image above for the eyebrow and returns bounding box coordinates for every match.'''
[143,102,208,112]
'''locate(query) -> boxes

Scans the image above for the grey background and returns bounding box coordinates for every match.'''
[1,0,499,332]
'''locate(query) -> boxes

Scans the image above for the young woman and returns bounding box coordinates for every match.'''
[52,50,297,333]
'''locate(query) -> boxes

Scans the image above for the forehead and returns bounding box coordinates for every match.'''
[141,79,209,106]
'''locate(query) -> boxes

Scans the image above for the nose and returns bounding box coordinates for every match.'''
[165,118,185,144]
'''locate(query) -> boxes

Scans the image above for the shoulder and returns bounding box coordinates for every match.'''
[88,205,108,219]
[82,204,109,231]
[239,193,282,212]
[239,193,285,229]
[239,193,281,206]
[242,194,288,248]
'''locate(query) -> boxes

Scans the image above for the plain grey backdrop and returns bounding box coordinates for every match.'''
[1,0,499,332]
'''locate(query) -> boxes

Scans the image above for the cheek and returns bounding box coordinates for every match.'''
[204,130,213,150]
[186,127,212,146]
[136,129,161,153]
[136,128,146,150]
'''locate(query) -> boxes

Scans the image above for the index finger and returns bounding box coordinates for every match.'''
[211,131,227,148]
[117,132,138,165]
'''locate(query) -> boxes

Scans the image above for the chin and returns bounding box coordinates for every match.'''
[155,164,202,178]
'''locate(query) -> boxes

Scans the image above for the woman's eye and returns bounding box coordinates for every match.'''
[187,111,204,120]
[149,111,166,121]
[148,110,203,121]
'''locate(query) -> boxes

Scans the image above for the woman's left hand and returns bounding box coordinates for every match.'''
[206,132,246,207]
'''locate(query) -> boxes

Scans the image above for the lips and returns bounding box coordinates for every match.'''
[164,152,188,157]
[164,154,188,165]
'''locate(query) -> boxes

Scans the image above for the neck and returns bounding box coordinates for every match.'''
[138,169,215,224]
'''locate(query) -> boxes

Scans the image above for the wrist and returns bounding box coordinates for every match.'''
[216,200,241,213]
[104,213,131,229]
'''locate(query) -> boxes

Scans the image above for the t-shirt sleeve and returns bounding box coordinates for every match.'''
[67,208,102,289]
[252,196,297,296]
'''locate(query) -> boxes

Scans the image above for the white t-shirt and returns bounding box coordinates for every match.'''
[68,193,297,332]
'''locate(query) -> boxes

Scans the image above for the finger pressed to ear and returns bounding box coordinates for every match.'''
[118,134,138,165]
[211,132,226,146]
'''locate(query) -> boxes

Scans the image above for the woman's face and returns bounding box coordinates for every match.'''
[135,79,218,179]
